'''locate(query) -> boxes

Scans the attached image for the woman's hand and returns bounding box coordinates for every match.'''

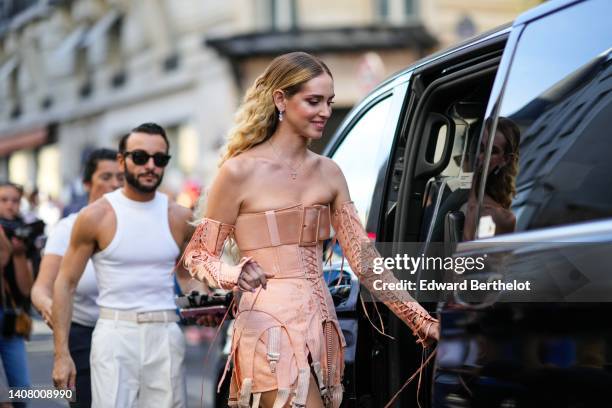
[423,321,440,348]
[237,260,274,292]
[11,237,27,257]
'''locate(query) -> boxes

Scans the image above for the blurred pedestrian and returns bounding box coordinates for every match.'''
[0,356,11,408]
[32,148,123,407]
[0,182,34,405]
[51,123,198,408]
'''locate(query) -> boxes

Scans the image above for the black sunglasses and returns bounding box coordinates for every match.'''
[123,150,171,167]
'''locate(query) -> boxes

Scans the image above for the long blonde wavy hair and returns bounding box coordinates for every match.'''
[219,52,332,165]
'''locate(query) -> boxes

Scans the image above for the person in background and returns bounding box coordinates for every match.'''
[0,357,11,408]
[0,182,33,408]
[463,117,520,240]
[32,148,123,407]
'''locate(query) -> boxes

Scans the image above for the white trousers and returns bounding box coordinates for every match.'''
[90,318,187,408]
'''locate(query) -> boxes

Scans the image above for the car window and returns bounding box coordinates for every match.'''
[485,0,612,233]
[332,94,395,225]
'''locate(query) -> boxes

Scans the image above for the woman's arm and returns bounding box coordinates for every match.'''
[10,237,33,297]
[32,217,74,328]
[31,254,62,328]
[327,158,439,346]
[184,159,272,291]
[0,227,11,267]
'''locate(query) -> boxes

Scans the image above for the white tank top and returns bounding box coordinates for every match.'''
[92,189,180,312]
[44,213,98,327]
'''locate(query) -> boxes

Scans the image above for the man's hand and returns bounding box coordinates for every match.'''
[237,260,274,292]
[52,352,76,390]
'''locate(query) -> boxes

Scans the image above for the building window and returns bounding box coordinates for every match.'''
[289,0,297,29]
[377,0,390,20]
[8,63,21,118]
[257,0,297,31]
[376,0,417,24]
[404,0,416,16]
[254,0,276,30]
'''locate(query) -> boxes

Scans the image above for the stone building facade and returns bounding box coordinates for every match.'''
[0,0,539,204]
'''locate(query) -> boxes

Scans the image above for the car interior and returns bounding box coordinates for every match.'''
[388,58,500,251]
[362,48,504,406]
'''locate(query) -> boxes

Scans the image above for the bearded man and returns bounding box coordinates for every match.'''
[52,123,197,408]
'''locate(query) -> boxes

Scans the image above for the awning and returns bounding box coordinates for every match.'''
[0,55,18,81]
[205,25,438,58]
[83,9,121,48]
[0,128,48,157]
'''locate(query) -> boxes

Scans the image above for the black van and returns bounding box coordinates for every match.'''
[324,0,612,406]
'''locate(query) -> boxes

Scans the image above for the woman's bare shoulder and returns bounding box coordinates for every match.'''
[313,154,350,203]
[317,155,347,191]
[218,154,259,183]
[315,154,343,177]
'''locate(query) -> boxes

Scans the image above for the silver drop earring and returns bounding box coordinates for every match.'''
[278,110,284,122]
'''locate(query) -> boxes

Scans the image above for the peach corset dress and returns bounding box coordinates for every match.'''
[228,204,345,407]
[184,202,439,407]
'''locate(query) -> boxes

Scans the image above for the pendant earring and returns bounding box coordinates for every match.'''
[278,110,284,122]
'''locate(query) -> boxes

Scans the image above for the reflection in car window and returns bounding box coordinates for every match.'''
[496,0,612,232]
[465,117,520,240]
[332,95,393,225]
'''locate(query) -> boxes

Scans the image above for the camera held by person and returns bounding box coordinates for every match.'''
[0,182,46,264]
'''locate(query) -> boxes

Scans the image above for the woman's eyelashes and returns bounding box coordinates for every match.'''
[306,97,335,106]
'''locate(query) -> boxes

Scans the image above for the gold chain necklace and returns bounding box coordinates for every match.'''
[268,140,305,180]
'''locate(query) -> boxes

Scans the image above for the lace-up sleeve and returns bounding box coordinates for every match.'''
[332,201,438,345]
[182,218,248,290]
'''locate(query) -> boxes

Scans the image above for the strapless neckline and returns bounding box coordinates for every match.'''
[237,202,330,218]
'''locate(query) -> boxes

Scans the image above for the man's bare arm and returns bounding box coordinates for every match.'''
[52,207,98,388]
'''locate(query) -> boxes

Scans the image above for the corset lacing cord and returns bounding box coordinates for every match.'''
[383,348,437,408]
[301,245,330,320]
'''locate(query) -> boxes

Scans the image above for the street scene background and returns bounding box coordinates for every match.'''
[0,0,542,406]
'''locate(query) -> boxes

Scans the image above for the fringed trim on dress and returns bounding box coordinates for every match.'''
[290,368,310,407]
[238,378,252,407]
[272,389,291,408]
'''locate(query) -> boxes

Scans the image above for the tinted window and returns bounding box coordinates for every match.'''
[495,0,612,231]
[332,95,394,224]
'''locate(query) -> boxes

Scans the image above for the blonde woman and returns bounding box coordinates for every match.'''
[464,117,520,240]
[183,52,439,408]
